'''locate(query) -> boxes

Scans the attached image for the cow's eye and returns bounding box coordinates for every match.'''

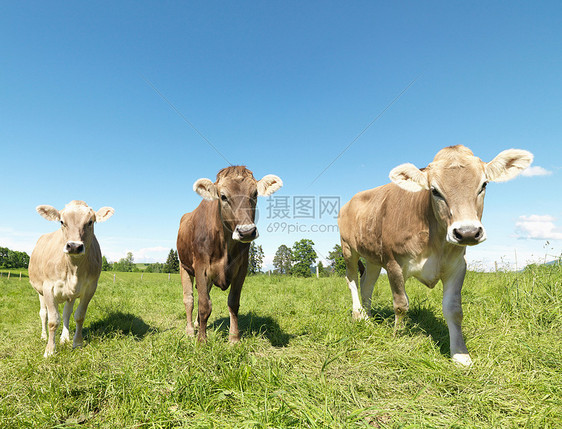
[221,194,228,202]
[431,187,444,200]
[60,221,65,227]
[479,182,488,194]
[87,220,93,226]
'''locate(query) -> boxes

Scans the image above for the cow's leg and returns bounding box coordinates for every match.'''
[386,260,409,333]
[360,262,382,317]
[180,265,195,337]
[72,282,97,349]
[60,299,76,345]
[38,293,48,340]
[228,266,247,343]
[195,268,212,342]
[43,286,60,357]
[342,241,364,320]
[442,259,472,366]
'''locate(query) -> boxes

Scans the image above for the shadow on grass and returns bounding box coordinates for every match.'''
[370,304,451,357]
[210,311,293,347]
[86,311,157,340]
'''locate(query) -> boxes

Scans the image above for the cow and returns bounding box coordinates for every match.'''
[338,145,533,366]
[177,166,282,343]
[29,200,114,357]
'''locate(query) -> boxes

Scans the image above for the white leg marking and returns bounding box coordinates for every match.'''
[60,300,74,344]
[39,294,48,340]
[452,353,473,367]
[347,279,367,320]
[442,259,472,365]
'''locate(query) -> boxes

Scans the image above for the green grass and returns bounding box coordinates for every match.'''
[0,266,560,428]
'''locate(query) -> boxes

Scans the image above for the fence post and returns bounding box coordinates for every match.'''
[113,273,116,283]
[168,273,171,281]
[316,266,319,279]
[141,273,143,281]
[20,272,22,281]
[7,272,10,279]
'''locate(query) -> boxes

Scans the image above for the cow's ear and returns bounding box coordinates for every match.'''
[389,163,429,192]
[257,174,283,196]
[95,207,115,223]
[36,205,60,221]
[485,149,534,182]
[193,178,218,201]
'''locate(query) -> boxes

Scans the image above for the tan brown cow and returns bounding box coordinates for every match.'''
[338,145,533,366]
[29,200,114,357]
[177,166,282,343]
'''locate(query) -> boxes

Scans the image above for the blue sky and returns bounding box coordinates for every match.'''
[1,1,561,270]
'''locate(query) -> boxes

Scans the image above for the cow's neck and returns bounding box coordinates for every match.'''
[63,250,89,271]
[214,205,249,260]
[222,223,249,256]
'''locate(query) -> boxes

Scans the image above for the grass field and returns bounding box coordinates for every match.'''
[0,265,560,428]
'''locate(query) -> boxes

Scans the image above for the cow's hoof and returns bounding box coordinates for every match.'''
[43,348,55,358]
[352,309,368,321]
[452,353,473,367]
[60,335,71,345]
[186,325,195,337]
[229,335,240,344]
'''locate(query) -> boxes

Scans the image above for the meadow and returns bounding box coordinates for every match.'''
[0,265,560,428]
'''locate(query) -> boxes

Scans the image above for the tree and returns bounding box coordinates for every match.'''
[317,261,329,277]
[328,244,347,276]
[101,256,111,271]
[291,239,317,277]
[248,242,264,275]
[0,247,30,269]
[145,262,164,273]
[114,252,134,272]
[164,249,180,273]
[273,244,292,275]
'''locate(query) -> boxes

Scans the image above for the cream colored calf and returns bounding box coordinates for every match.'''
[29,200,114,357]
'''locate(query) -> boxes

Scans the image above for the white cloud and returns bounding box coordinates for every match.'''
[515,215,562,240]
[521,166,552,177]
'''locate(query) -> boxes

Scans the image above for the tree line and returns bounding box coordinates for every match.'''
[102,249,180,273]
[248,240,347,277]
[0,247,30,269]
[102,243,348,277]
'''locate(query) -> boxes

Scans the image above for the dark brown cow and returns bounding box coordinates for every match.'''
[339,145,533,366]
[177,166,282,342]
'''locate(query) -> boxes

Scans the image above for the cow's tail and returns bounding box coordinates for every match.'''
[358,259,365,278]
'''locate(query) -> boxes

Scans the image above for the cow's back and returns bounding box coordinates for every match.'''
[339,183,432,264]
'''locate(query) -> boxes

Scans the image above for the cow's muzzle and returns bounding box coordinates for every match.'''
[447,221,486,246]
[64,241,85,255]
[232,224,259,242]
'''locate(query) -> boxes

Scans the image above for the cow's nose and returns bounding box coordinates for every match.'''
[65,241,85,254]
[453,225,484,245]
[232,224,259,242]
